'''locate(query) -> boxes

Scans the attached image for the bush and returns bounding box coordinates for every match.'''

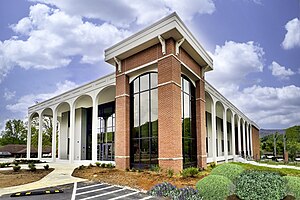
[78,165,85,170]
[211,163,244,182]
[284,176,300,199]
[196,175,235,200]
[209,162,216,169]
[101,163,106,168]
[235,170,286,200]
[151,165,162,173]
[148,182,177,198]
[28,163,36,171]
[148,182,202,199]
[44,164,49,170]
[106,163,114,168]
[95,162,101,167]
[167,168,174,178]
[0,163,6,168]
[13,165,21,172]
[181,167,199,178]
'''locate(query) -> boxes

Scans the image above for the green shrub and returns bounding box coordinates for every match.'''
[235,170,286,200]
[0,163,6,168]
[284,176,300,199]
[13,165,21,172]
[167,168,174,178]
[151,165,162,173]
[196,175,235,200]
[95,162,101,167]
[28,163,36,171]
[181,167,199,178]
[44,164,49,170]
[106,163,114,168]
[211,163,244,182]
[209,162,216,169]
[78,165,85,170]
[101,163,106,168]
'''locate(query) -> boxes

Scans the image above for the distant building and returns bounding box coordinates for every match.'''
[0,144,51,158]
[26,13,260,171]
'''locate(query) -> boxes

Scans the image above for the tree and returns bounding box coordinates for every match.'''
[286,125,300,160]
[0,120,27,145]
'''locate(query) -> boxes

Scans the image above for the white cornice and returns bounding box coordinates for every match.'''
[104,12,213,71]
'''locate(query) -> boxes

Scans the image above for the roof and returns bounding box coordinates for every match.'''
[105,12,213,72]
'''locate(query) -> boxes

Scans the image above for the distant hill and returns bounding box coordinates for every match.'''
[259,129,285,138]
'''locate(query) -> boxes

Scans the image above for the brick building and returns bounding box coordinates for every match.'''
[26,13,260,171]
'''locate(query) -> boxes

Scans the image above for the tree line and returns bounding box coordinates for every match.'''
[260,125,300,160]
[0,118,53,148]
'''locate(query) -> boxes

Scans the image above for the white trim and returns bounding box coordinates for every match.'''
[158,35,166,55]
[114,57,121,73]
[115,94,130,99]
[176,37,185,55]
[158,157,183,160]
[157,81,181,88]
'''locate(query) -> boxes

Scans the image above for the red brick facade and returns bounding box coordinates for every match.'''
[252,126,260,160]
[114,38,207,171]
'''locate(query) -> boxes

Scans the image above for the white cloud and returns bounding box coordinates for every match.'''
[206,41,264,97]
[6,80,77,114]
[0,3,130,81]
[31,0,215,26]
[282,18,300,50]
[206,41,300,128]
[269,61,295,80]
[3,89,16,100]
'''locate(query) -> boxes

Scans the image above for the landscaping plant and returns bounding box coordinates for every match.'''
[284,176,300,199]
[181,167,199,178]
[210,163,244,182]
[13,165,21,172]
[148,182,202,200]
[44,164,49,170]
[95,162,101,167]
[196,175,235,200]
[28,163,36,171]
[166,168,174,178]
[235,170,286,200]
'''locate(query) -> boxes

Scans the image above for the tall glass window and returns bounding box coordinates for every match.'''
[181,76,196,168]
[97,102,115,161]
[130,73,158,169]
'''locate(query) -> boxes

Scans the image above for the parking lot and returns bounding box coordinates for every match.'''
[73,182,159,200]
[0,181,160,200]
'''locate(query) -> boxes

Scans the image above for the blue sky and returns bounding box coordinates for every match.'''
[0,0,299,130]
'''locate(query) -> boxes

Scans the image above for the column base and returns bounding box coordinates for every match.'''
[159,159,183,173]
[115,157,130,170]
[197,155,207,169]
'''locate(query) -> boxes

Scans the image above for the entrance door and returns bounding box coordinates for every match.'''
[101,143,113,161]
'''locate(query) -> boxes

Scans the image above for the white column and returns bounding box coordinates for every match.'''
[211,100,217,163]
[27,119,31,159]
[69,106,75,163]
[223,108,228,162]
[250,125,253,157]
[92,98,98,162]
[237,117,241,156]
[242,120,246,158]
[231,113,236,158]
[57,119,61,160]
[38,114,43,159]
[246,123,250,157]
[52,111,57,162]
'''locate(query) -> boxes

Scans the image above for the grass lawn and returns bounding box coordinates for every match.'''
[232,162,300,177]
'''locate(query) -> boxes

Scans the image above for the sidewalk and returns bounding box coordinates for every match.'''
[244,160,300,170]
[0,161,86,196]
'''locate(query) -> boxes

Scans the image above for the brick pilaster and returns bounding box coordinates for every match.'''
[115,73,130,170]
[158,55,183,172]
[196,78,207,169]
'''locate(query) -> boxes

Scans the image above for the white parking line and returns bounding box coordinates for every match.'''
[140,196,154,200]
[79,188,126,200]
[76,185,114,196]
[71,182,77,200]
[77,183,104,190]
[107,191,139,200]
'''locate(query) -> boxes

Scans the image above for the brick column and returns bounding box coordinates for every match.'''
[158,55,183,172]
[115,74,130,170]
[196,79,207,169]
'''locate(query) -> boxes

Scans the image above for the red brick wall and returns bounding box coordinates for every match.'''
[158,55,183,172]
[179,48,201,76]
[115,74,130,169]
[252,126,260,160]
